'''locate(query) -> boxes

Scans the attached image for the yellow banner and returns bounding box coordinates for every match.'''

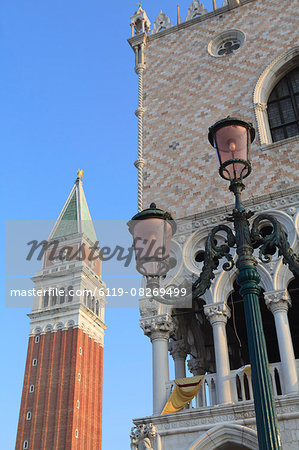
[161,376,204,415]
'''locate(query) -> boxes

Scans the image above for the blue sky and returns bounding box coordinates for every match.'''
[1,1,212,448]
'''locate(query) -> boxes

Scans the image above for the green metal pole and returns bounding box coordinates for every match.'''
[231,180,282,450]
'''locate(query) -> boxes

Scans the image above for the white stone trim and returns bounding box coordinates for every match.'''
[29,304,107,345]
[140,313,174,340]
[186,1,208,22]
[152,11,172,35]
[253,46,299,145]
[188,423,258,449]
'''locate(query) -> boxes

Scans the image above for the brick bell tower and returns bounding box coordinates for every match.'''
[15,170,107,450]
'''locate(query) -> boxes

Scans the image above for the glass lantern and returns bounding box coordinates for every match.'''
[128,203,176,278]
[208,116,255,181]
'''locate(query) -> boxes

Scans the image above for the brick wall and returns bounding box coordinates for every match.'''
[15,328,103,450]
[141,0,299,218]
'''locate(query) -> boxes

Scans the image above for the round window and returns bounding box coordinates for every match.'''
[208,29,245,58]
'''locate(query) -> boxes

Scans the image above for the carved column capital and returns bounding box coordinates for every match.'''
[130,423,156,450]
[204,302,231,326]
[168,339,189,360]
[264,289,291,314]
[134,157,145,168]
[134,107,146,118]
[135,63,146,74]
[140,313,174,341]
[254,102,267,112]
[187,357,206,376]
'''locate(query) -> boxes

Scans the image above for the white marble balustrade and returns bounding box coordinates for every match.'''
[165,359,299,411]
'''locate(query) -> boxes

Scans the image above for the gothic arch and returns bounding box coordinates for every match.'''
[212,263,273,304]
[257,210,298,248]
[182,229,210,276]
[44,324,53,333]
[55,322,64,331]
[256,264,274,293]
[32,327,42,335]
[253,46,299,145]
[183,228,236,280]
[188,424,258,449]
[260,209,298,290]
[213,266,236,303]
[165,239,184,286]
[273,258,294,291]
[202,287,213,304]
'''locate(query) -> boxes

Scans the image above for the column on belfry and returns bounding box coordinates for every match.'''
[169,339,189,379]
[140,314,174,415]
[264,289,298,394]
[204,302,233,404]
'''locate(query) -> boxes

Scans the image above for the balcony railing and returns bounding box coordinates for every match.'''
[166,360,298,410]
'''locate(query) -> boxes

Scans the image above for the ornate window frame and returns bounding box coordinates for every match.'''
[253,47,299,146]
[207,29,246,58]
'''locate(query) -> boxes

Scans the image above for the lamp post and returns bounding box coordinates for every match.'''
[128,117,299,450]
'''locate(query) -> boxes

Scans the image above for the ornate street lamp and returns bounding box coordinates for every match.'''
[128,203,176,288]
[129,116,299,450]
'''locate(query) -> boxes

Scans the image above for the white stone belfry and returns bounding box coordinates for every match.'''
[186,1,208,21]
[152,11,172,35]
[29,173,107,344]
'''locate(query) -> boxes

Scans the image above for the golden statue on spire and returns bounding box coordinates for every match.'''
[77,169,84,180]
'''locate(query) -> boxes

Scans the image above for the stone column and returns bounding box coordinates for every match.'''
[168,339,188,379]
[265,289,298,394]
[140,314,174,415]
[204,302,232,404]
[188,357,207,407]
